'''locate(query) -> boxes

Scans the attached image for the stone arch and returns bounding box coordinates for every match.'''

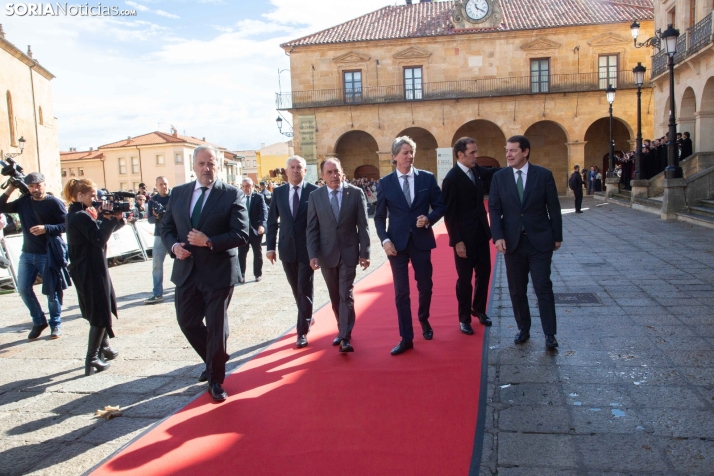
[6,91,16,146]
[395,126,438,175]
[451,120,507,167]
[523,121,570,194]
[697,77,714,152]
[679,87,696,143]
[584,117,632,177]
[334,130,379,180]
[353,165,379,180]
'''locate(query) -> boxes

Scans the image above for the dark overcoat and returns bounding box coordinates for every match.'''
[66,202,123,337]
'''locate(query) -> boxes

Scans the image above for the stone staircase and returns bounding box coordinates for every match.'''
[677,193,714,228]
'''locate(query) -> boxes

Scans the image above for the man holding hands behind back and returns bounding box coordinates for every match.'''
[374,136,445,356]
[307,158,370,353]
[161,145,249,401]
[488,136,562,349]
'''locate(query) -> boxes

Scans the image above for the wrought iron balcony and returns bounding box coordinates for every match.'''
[651,13,713,78]
[276,70,649,110]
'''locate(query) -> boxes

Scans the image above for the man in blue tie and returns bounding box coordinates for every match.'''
[374,136,445,355]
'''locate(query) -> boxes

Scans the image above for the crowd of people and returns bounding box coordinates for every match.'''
[1,134,562,402]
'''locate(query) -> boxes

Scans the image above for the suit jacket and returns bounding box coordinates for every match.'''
[266,181,320,264]
[374,168,445,252]
[306,183,370,268]
[569,171,584,191]
[160,180,249,289]
[246,192,268,237]
[488,164,563,253]
[442,164,498,252]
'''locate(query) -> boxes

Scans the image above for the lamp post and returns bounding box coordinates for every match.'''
[275,115,293,138]
[606,84,616,178]
[661,24,682,179]
[632,63,646,180]
[3,136,26,160]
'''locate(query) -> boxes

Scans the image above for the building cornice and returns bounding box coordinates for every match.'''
[0,37,55,80]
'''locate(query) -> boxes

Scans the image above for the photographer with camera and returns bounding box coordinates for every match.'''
[145,176,170,304]
[129,194,148,221]
[63,178,125,376]
[0,172,68,340]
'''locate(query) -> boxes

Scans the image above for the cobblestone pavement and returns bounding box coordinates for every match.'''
[480,196,714,476]
[0,226,387,476]
[2,197,713,476]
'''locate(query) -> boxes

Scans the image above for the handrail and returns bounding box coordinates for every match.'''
[651,13,713,78]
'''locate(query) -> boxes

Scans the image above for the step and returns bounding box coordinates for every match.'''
[687,205,714,218]
[698,198,714,208]
[632,197,662,209]
[677,211,714,230]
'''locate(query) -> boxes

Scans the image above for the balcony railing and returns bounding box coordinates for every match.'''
[276,70,648,110]
[651,13,713,77]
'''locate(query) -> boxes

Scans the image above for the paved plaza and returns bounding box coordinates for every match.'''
[0,197,713,475]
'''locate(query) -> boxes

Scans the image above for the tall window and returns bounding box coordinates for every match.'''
[404,67,423,100]
[78,168,84,176]
[156,154,165,165]
[133,182,140,190]
[175,153,183,164]
[6,91,16,146]
[119,158,127,174]
[530,59,550,93]
[62,169,67,177]
[343,71,362,103]
[690,0,697,27]
[668,8,676,27]
[38,106,44,126]
[70,168,76,177]
[120,182,127,190]
[131,156,139,174]
[598,55,619,89]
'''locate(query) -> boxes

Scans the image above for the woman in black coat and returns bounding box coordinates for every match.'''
[62,178,125,376]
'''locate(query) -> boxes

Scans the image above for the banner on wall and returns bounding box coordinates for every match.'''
[436,148,454,187]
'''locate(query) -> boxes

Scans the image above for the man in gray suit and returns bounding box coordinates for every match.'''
[307,158,370,353]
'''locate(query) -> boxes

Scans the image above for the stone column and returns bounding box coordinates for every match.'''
[565,141,587,198]
[695,111,714,153]
[605,177,621,199]
[661,178,687,220]
[378,151,394,177]
[630,179,649,201]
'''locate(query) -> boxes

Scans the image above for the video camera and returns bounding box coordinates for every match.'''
[0,158,30,196]
[92,191,136,215]
[151,200,166,221]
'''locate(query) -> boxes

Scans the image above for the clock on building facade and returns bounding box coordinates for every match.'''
[452,0,502,29]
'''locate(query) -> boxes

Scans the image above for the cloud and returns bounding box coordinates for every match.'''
[155,10,180,19]
[125,1,150,12]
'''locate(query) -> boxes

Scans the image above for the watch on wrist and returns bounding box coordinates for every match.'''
[206,239,213,250]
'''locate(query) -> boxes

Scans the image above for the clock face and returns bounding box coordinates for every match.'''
[465,0,489,21]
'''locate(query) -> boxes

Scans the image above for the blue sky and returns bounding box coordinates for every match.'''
[2,0,394,151]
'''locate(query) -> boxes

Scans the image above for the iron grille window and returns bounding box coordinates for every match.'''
[530,59,550,93]
[344,71,362,103]
[599,55,618,89]
[404,67,423,100]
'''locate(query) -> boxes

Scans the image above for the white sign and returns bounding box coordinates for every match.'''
[436,148,454,187]
[133,219,155,251]
[2,234,24,279]
[105,225,142,258]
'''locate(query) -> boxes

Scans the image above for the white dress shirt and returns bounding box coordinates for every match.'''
[189,180,215,218]
[396,167,415,203]
[289,181,304,217]
[512,161,530,190]
[327,182,344,209]
[456,160,473,179]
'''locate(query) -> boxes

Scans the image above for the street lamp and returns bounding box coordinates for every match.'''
[606,84,616,178]
[630,21,662,49]
[275,115,293,138]
[3,136,26,159]
[661,24,682,179]
[632,62,646,180]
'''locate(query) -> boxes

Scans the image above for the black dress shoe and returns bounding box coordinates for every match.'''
[390,340,414,356]
[460,322,475,335]
[209,383,227,402]
[420,320,433,340]
[28,324,48,340]
[332,336,342,346]
[296,335,308,349]
[545,334,559,348]
[477,313,492,326]
[198,370,207,382]
[339,340,354,353]
[514,329,530,344]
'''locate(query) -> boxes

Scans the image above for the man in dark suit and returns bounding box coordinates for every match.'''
[680,131,693,160]
[307,158,370,353]
[488,135,563,349]
[266,156,319,349]
[442,137,498,336]
[161,145,249,401]
[375,136,446,355]
[238,177,268,283]
[569,165,584,214]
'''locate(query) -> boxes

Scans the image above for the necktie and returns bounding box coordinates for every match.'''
[246,195,251,213]
[191,187,208,228]
[516,170,524,203]
[467,168,476,184]
[292,186,300,219]
[402,175,412,207]
[330,189,340,221]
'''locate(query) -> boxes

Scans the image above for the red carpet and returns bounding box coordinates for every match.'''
[92,222,497,476]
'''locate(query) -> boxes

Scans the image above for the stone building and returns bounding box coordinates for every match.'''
[60,130,240,191]
[278,0,656,193]
[0,25,61,194]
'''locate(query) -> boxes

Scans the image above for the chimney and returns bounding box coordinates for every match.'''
[27,45,33,58]
[173,129,178,137]
[127,136,131,140]
[261,143,265,148]
[0,24,5,39]
[202,137,205,141]
[89,147,94,151]
[406,0,412,4]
